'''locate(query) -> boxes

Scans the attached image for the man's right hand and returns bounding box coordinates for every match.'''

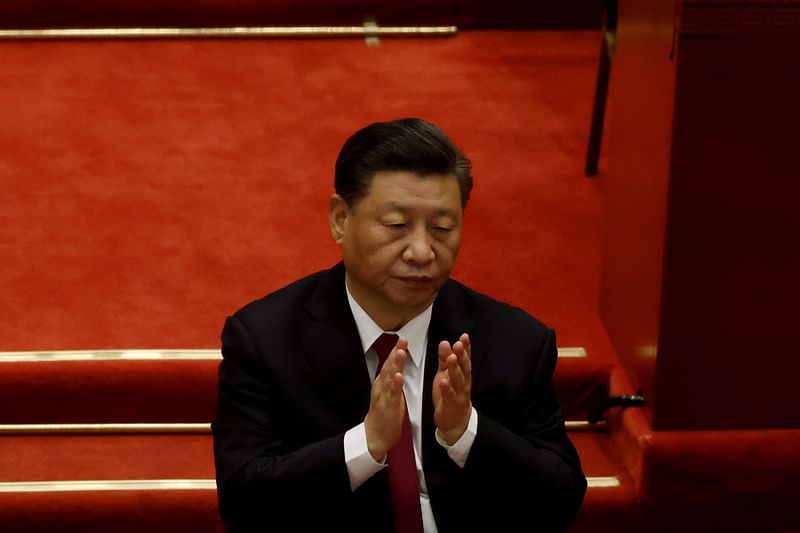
[364,336,408,462]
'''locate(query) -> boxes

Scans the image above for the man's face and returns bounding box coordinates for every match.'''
[330,171,463,330]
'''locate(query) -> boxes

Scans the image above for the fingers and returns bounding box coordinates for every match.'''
[438,340,453,371]
[379,337,408,383]
[435,371,458,402]
[374,336,410,407]
[457,333,471,359]
[438,333,471,391]
[432,333,472,443]
[366,337,409,460]
[452,333,471,382]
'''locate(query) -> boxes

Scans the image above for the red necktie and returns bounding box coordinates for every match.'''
[372,333,424,533]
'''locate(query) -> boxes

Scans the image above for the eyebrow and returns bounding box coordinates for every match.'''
[381,203,458,218]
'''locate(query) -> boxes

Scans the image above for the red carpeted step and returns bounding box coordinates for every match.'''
[0,349,630,531]
[0,434,216,532]
[0,357,219,424]
[0,350,610,424]
[0,489,217,533]
[0,349,630,529]
[0,432,635,532]
[0,434,213,481]
[607,403,800,533]
[567,433,641,533]
[553,356,613,421]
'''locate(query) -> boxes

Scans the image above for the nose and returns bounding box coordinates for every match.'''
[402,227,435,264]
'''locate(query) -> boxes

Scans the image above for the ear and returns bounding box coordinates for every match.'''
[329,194,350,245]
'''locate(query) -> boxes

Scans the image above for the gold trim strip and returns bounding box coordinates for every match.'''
[0,25,458,40]
[0,479,216,493]
[0,349,221,362]
[0,477,619,492]
[557,347,588,358]
[1,421,600,434]
[0,423,211,434]
[586,476,621,488]
[0,347,586,362]
[564,420,606,431]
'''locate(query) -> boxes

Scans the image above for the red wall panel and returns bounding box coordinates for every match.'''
[655,28,800,430]
[599,0,677,423]
[601,0,800,430]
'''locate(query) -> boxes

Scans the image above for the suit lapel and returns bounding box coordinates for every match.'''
[301,263,372,427]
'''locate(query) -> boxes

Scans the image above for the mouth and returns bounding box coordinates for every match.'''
[397,275,434,288]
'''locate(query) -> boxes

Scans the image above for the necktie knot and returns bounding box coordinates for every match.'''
[372,333,399,372]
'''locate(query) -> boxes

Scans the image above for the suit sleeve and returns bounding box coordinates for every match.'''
[212,315,351,531]
[436,327,587,532]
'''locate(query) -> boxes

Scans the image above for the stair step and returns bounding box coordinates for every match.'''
[568,433,641,532]
[0,349,629,530]
[0,349,612,424]
[0,431,636,531]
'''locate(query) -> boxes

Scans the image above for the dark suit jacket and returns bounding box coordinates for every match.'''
[213,263,586,532]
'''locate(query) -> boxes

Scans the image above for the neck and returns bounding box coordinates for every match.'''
[360,301,414,332]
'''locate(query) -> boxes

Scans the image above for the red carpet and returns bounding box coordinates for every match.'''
[0,30,641,533]
[0,30,614,362]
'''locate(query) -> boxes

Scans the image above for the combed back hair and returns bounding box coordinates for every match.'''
[334,118,473,208]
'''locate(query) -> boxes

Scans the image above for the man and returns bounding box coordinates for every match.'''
[212,118,586,532]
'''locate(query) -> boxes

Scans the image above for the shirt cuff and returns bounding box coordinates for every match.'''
[344,422,386,491]
[435,406,478,468]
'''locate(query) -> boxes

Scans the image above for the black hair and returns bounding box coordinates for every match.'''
[334,118,473,208]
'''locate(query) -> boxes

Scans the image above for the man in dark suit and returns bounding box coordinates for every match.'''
[212,118,586,532]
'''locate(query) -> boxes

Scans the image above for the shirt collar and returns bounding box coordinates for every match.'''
[345,281,432,369]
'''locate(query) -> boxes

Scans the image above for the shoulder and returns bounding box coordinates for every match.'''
[231,263,344,331]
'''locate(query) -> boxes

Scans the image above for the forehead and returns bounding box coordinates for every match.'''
[359,171,462,213]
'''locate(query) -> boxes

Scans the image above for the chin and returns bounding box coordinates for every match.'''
[390,292,437,311]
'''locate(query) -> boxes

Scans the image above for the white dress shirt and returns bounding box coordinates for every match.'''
[343,283,478,533]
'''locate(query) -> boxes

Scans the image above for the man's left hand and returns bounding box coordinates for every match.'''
[433,333,472,445]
